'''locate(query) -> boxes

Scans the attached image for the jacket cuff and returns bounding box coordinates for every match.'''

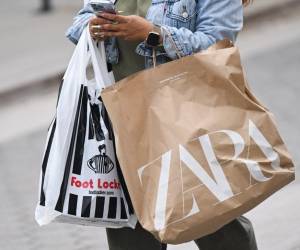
[65,12,94,44]
[135,41,168,58]
[160,25,190,60]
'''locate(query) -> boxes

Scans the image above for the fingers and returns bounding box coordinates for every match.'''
[98,13,128,24]
[89,17,112,26]
[92,33,105,41]
[89,14,129,40]
[101,31,126,38]
[91,25,127,39]
[91,32,105,41]
[90,26,105,41]
[89,24,102,36]
[101,23,126,32]
[89,17,112,41]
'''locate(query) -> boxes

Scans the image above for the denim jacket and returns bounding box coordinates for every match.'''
[66,0,243,68]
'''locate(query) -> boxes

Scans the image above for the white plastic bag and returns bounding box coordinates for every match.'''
[35,27,136,228]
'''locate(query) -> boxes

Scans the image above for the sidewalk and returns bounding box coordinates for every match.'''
[0,0,299,96]
[0,0,81,95]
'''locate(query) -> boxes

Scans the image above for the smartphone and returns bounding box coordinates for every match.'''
[90,0,116,15]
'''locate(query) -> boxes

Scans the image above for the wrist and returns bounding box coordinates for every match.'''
[145,23,163,47]
[143,23,154,41]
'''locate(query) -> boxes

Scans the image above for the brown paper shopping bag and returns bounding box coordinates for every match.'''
[101,41,295,244]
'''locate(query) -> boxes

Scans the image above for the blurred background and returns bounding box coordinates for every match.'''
[0,0,299,249]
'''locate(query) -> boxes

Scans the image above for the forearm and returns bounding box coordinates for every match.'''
[137,0,244,60]
[161,0,243,59]
[160,25,235,59]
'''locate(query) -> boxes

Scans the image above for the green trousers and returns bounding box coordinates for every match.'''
[106,216,258,250]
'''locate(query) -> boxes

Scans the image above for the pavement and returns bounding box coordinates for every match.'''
[0,1,300,250]
[0,0,81,95]
[0,0,299,96]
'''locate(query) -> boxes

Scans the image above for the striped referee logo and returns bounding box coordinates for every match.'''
[87,154,114,174]
[87,144,114,174]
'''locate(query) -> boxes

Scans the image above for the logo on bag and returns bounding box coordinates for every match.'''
[87,145,114,174]
[137,120,288,230]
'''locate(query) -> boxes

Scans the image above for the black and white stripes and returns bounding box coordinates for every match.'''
[37,83,133,226]
[67,194,128,220]
[87,154,114,174]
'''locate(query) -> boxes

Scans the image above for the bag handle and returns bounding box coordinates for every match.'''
[63,26,90,83]
[86,27,112,90]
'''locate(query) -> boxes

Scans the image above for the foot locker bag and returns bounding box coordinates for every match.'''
[35,28,136,228]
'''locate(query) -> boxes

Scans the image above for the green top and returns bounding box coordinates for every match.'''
[113,0,151,81]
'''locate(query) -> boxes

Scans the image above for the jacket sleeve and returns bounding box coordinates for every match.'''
[65,4,94,44]
[163,0,243,59]
[137,0,243,60]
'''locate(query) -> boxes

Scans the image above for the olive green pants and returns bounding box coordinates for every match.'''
[106,216,258,250]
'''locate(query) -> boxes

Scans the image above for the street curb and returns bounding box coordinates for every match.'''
[1,0,299,98]
[0,73,63,104]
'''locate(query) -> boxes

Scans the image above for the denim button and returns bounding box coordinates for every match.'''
[182,12,188,18]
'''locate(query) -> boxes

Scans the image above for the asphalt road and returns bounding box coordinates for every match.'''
[0,5,299,250]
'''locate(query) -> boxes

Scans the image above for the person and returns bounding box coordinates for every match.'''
[66,0,258,249]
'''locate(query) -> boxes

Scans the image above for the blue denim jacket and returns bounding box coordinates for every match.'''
[66,0,243,68]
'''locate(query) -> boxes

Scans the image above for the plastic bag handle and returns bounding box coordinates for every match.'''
[63,27,90,83]
[86,27,111,90]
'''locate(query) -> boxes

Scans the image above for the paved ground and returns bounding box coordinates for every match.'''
[0,2,300,250]
[0,0,81,94]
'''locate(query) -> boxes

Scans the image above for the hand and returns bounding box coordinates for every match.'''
[96,13,154,42]
[89,17,114,41]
